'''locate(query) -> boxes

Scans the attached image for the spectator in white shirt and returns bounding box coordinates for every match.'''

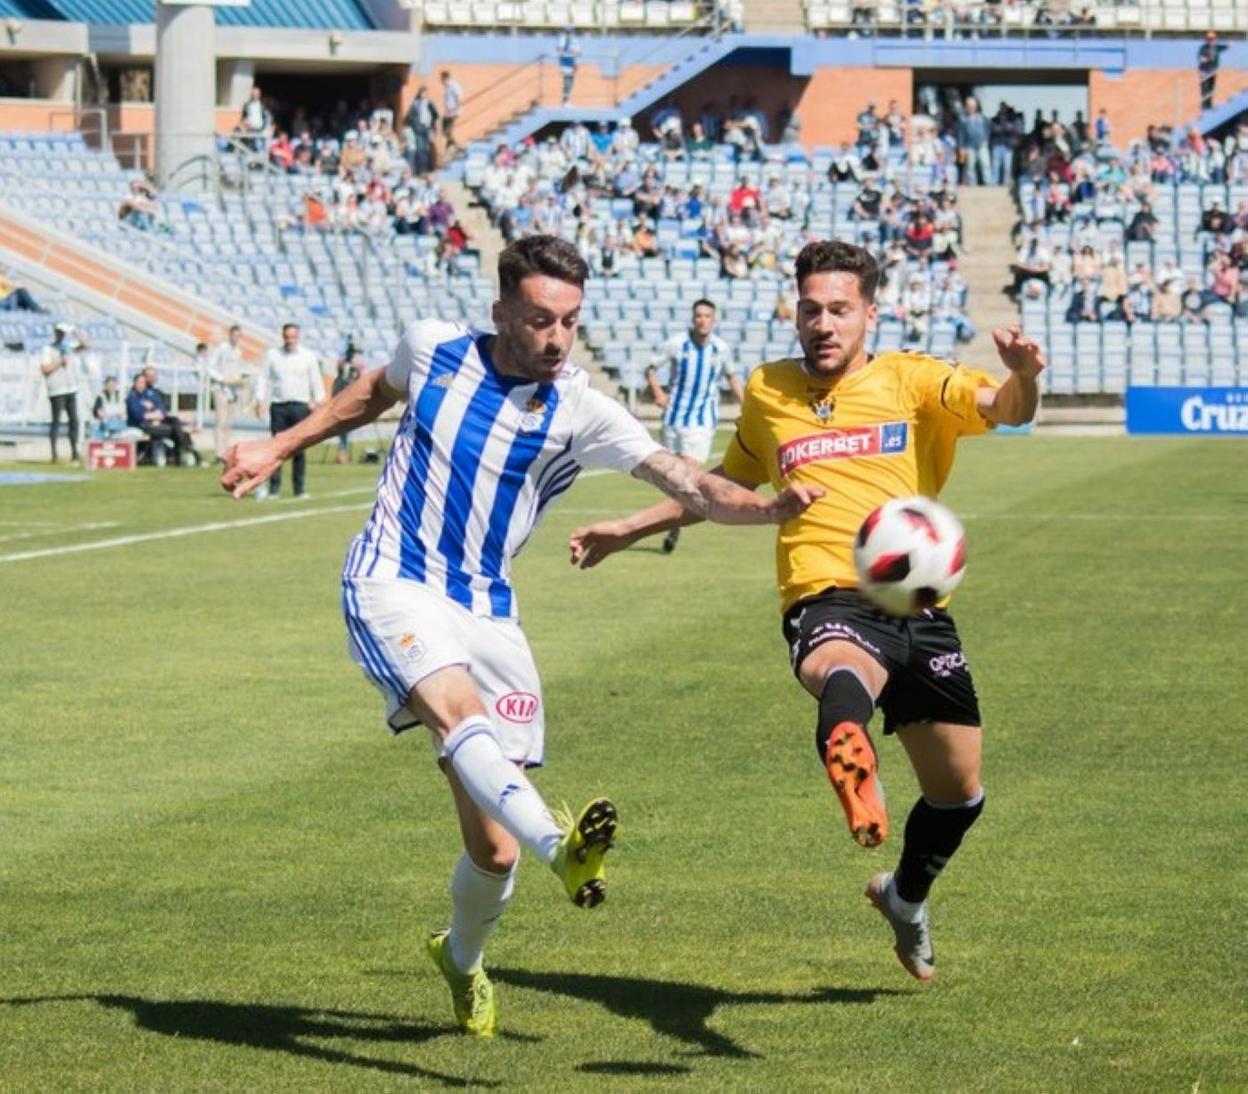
[208,324,248,461]
[440,71,463,153]
[254,323,324,500]
[38,322,85,463]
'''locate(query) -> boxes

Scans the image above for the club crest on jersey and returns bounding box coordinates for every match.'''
[808,391,836,423]
[519,397,546,433]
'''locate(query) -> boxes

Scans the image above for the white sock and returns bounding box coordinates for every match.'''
[445,718,563,865]
[448,852,516,974]
[886,872,926,923]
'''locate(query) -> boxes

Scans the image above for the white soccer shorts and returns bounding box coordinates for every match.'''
[342,576,546,766]
[661,423,715,464]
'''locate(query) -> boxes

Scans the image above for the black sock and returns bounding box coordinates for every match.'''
[894,791,985,903]
[815,668,875,762]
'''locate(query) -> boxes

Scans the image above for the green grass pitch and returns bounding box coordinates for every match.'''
[1,434,1245,1091]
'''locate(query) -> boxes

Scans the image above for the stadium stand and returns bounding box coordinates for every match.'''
[804,0,1248,34]
[462,108,973,394]
[1014,122,1248,394]
[0,1,377,29]
[0,129,491,369]
[413,0,741,31]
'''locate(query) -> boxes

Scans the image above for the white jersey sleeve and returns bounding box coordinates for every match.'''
[384,318,467,396]
[650,335,681,387]
[569,387,662,473]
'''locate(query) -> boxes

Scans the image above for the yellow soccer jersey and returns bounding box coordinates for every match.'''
[721,351,998,612]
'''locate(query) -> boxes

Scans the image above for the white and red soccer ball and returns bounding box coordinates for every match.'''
[853,496,967,616]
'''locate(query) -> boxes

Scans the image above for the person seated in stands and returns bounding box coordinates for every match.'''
[728,176,763,218]
[850,175,883,221]
[1072,242,1102,283]
[1043,175,1072,224]
[633,167,664,221]
[1048,246,1073,295]
[764,175,791,220]
[269,130,295,172]
[682,184,706,221]
[1011,236,1052,297]
[1125,200,1158,243]
[876,192,905,243]
[933,270,975,343]
[1206,252,1240,310]
[126,369,199,467]
[1127,264,1157,322]
[1199,200,1232,236]
[340,130,367,173]
[685,120,713,160]
[657,184,683,221]
[903,274,931,344]
[1154,260,1185,320]
[720,242,749,279]
[1066,276,1102,323]
[1098,255,1134,322]
[0,270,42,313]
[118,177,162,232]
[828,144,863,184]
[1148,144,1176,184]
[612,158,642,200]
[931,219,959,262]
[903,212,935,260]
[92,375,128,438]
[631,218,660,258]
[1180,276,1207,322]
[651,104,685,159]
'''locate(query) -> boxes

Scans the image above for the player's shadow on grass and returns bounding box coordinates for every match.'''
[492,968,902,1061]
[1,994,496,1087]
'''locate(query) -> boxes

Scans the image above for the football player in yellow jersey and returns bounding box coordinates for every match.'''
[569,241,1044,981]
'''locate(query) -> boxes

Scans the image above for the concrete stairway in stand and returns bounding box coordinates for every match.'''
[956,184,1019,378]
[742,0,806,31]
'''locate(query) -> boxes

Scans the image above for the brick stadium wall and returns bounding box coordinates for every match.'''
[401,64,666,148]
[1090,68,1248,145]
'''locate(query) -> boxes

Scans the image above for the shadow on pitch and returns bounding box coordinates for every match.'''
[491,968,904,1061]
[0,994,497,1087]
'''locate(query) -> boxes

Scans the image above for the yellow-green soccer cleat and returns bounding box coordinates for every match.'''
[551,798,618,909]
[426,928,497,1037]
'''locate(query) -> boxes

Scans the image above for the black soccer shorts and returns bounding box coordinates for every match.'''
[781,587,982,734]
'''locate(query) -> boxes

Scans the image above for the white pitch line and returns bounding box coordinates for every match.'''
[0,520,120,545]
[0,503,371,564]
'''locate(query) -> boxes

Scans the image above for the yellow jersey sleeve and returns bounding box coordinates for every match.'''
[911,358,998,438]
[721,374,769,485]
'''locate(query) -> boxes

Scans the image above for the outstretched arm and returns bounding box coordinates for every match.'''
[220,366,401,499]
[978,326,1044,426]
[570,459,814,569]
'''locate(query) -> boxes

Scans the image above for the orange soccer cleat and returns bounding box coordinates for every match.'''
[823,721,889,848]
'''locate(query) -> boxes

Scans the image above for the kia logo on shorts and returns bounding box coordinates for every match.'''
[496,691,539,724]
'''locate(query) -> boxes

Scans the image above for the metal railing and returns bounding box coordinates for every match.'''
[451,11,723,147]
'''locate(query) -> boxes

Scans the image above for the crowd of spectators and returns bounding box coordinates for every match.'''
[471,97,976,345]
[210,86,474,272]
[841,0,1140,39]
[1011,118,1248,324]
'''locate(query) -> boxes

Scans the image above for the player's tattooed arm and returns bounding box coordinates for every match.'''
[632,451,823,526]
[571,458,823,569]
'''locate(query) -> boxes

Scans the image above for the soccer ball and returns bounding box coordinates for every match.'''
[853,496,967,616]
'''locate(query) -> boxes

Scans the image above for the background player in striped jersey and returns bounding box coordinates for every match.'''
[220,235,821,1037]
[646,299,744,553]
[570,240,1043,984]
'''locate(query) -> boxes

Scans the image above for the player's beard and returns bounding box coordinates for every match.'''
[803,328,866,379]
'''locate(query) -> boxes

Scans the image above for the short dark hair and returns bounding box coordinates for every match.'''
[794,240,880,301]
[196,342,208,353]
[228,323,241,334]
[498,234,588,297]
[282,323,299,336]
[692,298,716,313]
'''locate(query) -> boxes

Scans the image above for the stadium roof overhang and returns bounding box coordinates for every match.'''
[0,19,417,66]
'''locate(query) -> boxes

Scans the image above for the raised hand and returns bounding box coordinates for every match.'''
[220,439,284,500]
[991,326,1046,379]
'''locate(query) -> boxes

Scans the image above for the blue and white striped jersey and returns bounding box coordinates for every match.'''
[343,320,661,619]
[653,333,736,430]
